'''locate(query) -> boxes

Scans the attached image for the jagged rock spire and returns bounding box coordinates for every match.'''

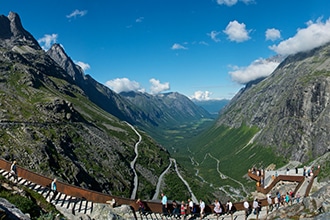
[0,11,41,50]
[47,43,85,82]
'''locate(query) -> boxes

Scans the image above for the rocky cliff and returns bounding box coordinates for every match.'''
[217,42,330,163]
[0,12,40,50]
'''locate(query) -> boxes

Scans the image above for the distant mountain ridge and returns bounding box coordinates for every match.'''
[192,99,230,115]
[120,91,213,126]
[46,43,214,138]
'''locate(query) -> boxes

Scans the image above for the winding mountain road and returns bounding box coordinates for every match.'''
[152,158,198,203]
[171,158,198,203]
[126,122,198,202]
[125,122,142,200]
[152,159,173,200]
[207,153,249,195]
[191,153,249,199]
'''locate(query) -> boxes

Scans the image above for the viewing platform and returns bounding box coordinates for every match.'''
[248,165,320,197]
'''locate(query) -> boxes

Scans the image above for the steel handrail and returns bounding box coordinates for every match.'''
[0,158,320,215]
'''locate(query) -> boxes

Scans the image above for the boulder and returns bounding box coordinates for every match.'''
[0,198,30,220]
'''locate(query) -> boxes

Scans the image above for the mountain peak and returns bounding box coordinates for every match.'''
[47,43,86,82]
[0,12,41,50]
[8,11,24,37]
[49,43,69,61]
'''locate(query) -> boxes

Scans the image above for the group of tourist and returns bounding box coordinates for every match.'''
[159,193,199,219]
[136,190,304,219]
[272,190,301,208]
[303,166,317,178]
[136,193,238,219]
[242,198,260,220]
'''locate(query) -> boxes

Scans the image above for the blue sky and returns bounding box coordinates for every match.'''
[2,0,330,100]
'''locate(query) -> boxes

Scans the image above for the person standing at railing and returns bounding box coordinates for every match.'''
[136,198,145,214]
[267,194,273,213]
[161,193,168,218]
[172,200,180,217]
[253,198,261,216]
[10,160,18,183]
[199,199,205,219]
[226,200,233,214]
[243,200,251,220]
[274,195,279,209]
[295,191,301,203]
[180,201,186,219]
[187,198,193,216]
[213,199,222,219]
[50,178,58,201]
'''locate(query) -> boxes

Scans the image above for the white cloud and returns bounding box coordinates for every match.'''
[207,30,221,42]
[136,17,144,23]
[191,91,213,101]
[66,9,87,19]
[223,20,250,42]
[216,0,254,6]
[229,58,280,84]
[75,61,90,71]
[38,34,58,51]
[105,78,144,93]
[171,43,188,50]
[265,28,281,41]
[216,0,238,6]
[269,18,330,56]
[241,0,255,4]
[149,78,170,94]
[199,41,209,46]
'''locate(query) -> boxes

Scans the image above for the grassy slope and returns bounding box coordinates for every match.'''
[166,122,287,201]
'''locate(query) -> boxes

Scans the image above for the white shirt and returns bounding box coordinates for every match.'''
[253,200,258,209]
[200,201,205,211]
[214,202,222,213]
[243,201,249,209]
[227,201,233,210]
[267,196,272,205]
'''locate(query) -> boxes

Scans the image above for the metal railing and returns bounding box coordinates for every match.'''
[0,158,320,216]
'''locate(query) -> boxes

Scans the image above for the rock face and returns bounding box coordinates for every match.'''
[55,203,129,220]
[265,182,330,219]
[0,12,40,50]
[304,184,330,213]
[46,44,85,83]
[0,198,30,220]
[217,43,330,163]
